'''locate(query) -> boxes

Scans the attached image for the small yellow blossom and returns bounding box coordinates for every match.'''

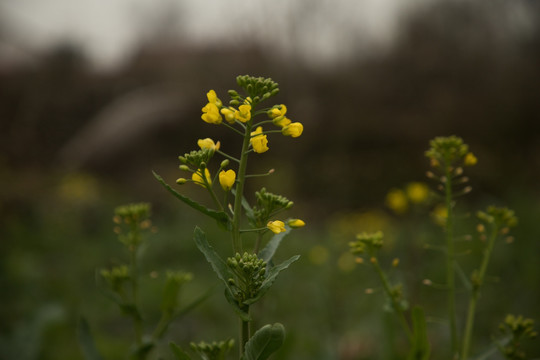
[464,152,477,166]
[219,169,236,191]
[201,103,222,124]
[220,107,236,124]
[235,104,251,123]
[432,204,448,226]
[273,116,292,128]
[282,122,303,137]
[406,182,429,204]
[392,258,400,267]
[192,168,211,187]
[197,138,220,151]
[288,219,306,228]
[250,126,269,153]
[268,104,287,119]
[206,90,222,107]
[386,189,408,214]
[267,220,286,234]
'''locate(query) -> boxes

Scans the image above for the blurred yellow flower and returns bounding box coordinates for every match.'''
[235,104,251,123]
[288,219,306,228]
[197,138,220,151]
[464,152,477,166]
[268,104,287,119]
[273,116,292,128]
[220,107,236,124]
[386,189,408,214]
[192,168,211,187]
[309,245,329,265]
[201,103,222,124]
[267,220,286,234]
[282,122,303,137]
[432,204,448,226]
[219,169,236,191]
[250,126,269,153]
[206,89,222,107]
[406,182,429,203]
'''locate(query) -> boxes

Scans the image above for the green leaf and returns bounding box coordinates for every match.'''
[224,288,252,322]
[77,317,104,360]
[258,227,291,263]
[245,255,299,305]
[153,171,231,230]
[407,306,431,360]
[193,227,233,291]
[455,262,472,291]
[243,323,285,360]
[170,342,192,360]
[472,335,511,360]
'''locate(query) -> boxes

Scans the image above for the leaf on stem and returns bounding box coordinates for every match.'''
[77,317,105,360]
[243,323,285,360]
[170,342,193,360]
[258,227,291,263]
[193,227,233,290]
[407,306,431,360]
[153,171,231,230]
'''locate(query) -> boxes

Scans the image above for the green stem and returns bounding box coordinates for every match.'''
[130,244,143,346]
[444,164,459,357]
[371,258,413,343]
[253,231,264,254]
[239,306,251,357]
[461,226,499,360]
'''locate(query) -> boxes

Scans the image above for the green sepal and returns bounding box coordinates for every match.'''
[153,171,231,230]
[77,317,104,360]
[170,342,193,360]
[243,323,285,360]
[224,288,252,322]
[244,255,299,305]
[258,227,291,263]
[193,227,233,291]
[406,306,431,360]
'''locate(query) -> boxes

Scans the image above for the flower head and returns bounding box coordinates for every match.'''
[282,122,303,138]
[405,182,429,204]
[235,104,252,123]
[192,168,212,187]
[273,116,292,128]
[197,138,221,151]
[386,189,408,214]
[464,152,477,166]
[250,126,269,153]
[267,220,286,234]
[201,103,222,124]
[219,169,236,191]
[268,104,287,119]
[220,107,236,124]
[206,90,222,107]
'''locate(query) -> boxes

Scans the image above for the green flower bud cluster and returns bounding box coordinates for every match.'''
[387,283,408,312]
[166,270,194,285]
[190,339,235,360]
[349,231,384,256]
[227,252,267,303]
[425,136,469,165]
[251,188,293,226]
[100,265,130,292]
[114,203,151,224]
[477,206,518,229]
[233,75,280,105]
[498,314,537,360]
[113,203,152,246]
[178,148,215,170]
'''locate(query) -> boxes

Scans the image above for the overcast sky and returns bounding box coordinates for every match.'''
[1,0,434,69]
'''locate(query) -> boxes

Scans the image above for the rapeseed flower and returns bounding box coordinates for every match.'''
[235,104,252,123]
[219,169,236,191]
[273,116,292,128]
[268,104,287,119]
[288,219,306,228]
[197,138,220,151]
[250,126,269,153]
[201,103,222,124]
[267,220,286,234]
[192,168,212,187]
[220,107,236,124]
[406,182,429,204]
[464,152,477,166]
[206,90,222,107]
[386,189,408,214]
[282,122,303,137]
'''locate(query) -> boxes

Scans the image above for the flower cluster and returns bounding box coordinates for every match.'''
[227,252,267,303]
[385,182,430,214]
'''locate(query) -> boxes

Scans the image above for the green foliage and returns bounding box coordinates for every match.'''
[243,324,285,360]
[406,307,430,360]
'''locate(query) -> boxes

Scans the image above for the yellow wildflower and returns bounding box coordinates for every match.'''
[432,204,448,226]
[192,168,211,187]
[267,220,286,234]
[386,189,408,214]
[235,104,251,123]
[201,103,222,124]
[220,107,236,124]
[406,182,429,204]
[250,126,269,153]
[206,90,222,107]
[219,169,236,191]
[268,104,287,119]
[282,122,303,137]
[197,138,220,151]
[288,219,306,228]
[464,152,477,166]
[273,116,292,128]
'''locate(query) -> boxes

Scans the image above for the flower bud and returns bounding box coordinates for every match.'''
[179,165,190,171]
[176,178,187,184]
[288,219,305,228]
[220,159,230,168]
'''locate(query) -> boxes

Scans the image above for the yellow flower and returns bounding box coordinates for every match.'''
[219,169,236,191]
[268,104,287,119]
[282,122,303,137]
[192,168,211,187]
[432,204,448,226]
[273,116,292,128]
[201,103,222,124]
[464,152,477,166]
[405,182,429,204]
[197,138,221,151]
[267,220,286,234]
[288,219,306,228]
[206,90,222,107]
[386,189,408,214]
[250,126,269,153]
[235,104,251,123]
[220,107,236,124]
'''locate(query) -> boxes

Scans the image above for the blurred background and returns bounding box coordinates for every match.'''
[1,0,540,358]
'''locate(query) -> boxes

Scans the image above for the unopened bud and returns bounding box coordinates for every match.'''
[176,178,187,184]
[179,165,190,171]
[178,156,187,163]
[220,159,230,168]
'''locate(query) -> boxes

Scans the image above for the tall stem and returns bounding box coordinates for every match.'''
[461,226,499,360]
[444,164,459,357]
[130,244,143,346]
[231,121,253,254]
[239,306,251,356]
